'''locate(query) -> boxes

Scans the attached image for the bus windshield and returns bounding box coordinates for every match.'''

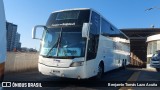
[40,27,86,58]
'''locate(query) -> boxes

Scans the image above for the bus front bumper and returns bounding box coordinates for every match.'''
[150,61,160,68]
[38,63,87,79]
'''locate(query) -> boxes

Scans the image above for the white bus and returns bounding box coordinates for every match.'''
[32,8,130,79]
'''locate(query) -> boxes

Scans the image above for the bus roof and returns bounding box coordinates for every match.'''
[52,8,91,13]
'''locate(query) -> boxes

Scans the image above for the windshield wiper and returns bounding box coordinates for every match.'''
[46,29,62,57]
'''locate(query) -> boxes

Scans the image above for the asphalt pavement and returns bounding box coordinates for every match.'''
[1,68,160,90]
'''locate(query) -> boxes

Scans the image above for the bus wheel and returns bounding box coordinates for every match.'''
[122,60,126,69]
[156,68,160,72]
[96,63,104,79]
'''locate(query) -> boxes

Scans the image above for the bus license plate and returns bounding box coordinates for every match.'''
[52,70,60,74]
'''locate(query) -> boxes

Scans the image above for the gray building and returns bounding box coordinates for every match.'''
[14,32,21,50]
[6,22,21,51]
[17,42,21,50]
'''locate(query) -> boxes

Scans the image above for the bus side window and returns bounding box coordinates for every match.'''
[87,11,100,60]
[101,18,110,36]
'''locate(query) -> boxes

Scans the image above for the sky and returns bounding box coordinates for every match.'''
[3,0,160,50]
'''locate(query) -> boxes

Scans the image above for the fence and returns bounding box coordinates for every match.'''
[5,52,39,73]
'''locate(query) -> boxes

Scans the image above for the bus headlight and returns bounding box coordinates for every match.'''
[70,61,84,67]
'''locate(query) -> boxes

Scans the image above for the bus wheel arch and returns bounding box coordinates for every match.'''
[96,60,104,79]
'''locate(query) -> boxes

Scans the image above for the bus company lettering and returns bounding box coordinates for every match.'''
[52,23,75,27]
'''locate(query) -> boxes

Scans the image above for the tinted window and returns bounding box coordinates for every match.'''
[90,11,100,35]
[56,11,80,20]
[46,10,90,27]
[101,18,110,36]
[101,18,118,36]
[87,11,100,60]
[101,18,128,39]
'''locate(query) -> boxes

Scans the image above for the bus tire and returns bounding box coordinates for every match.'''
[122,60,126,69]
[96,62,104,79]
[156,68,160,72]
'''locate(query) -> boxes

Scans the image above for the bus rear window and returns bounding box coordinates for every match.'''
[56,11,80,20]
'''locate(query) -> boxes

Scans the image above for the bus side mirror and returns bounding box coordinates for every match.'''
[32,25,47,40]
[82,23,90,39]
